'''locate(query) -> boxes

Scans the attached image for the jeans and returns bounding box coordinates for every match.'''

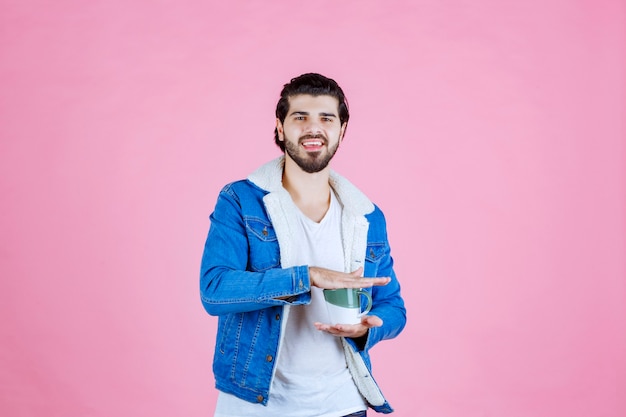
[343,412,367,417]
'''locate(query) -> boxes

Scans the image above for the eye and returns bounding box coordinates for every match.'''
[321,117,333,122]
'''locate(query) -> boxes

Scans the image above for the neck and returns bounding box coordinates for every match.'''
[282,155,332,221]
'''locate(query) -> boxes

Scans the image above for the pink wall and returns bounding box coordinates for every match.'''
[1,1,624,416]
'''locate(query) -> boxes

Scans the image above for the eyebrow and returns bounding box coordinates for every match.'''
[289,111,337,118]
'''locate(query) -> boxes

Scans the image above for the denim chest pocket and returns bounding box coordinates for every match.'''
[364,242,385,276]
[245,217,280,271]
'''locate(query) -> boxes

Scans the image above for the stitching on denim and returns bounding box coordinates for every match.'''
[245,216,281,271]
[241,309,263,386]
[244,217,277,241]
[365,242,385,262]
[218,314,234,354]
[229,313,243,380]
[221,183,240,204]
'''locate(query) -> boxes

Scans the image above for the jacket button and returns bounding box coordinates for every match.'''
[256,395,264,403]
[266,355,273,362]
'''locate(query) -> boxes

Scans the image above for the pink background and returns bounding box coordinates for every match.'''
[1,1,625,416]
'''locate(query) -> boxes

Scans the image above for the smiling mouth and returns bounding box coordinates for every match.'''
[300,136,326,150]
[302,139,324,147]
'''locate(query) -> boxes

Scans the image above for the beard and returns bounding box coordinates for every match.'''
[283,133,340,173]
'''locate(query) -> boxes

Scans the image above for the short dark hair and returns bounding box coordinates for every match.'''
[274,73,350,151]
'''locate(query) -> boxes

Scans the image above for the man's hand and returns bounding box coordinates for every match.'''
[309,266,390,289]
[314,315,383,338]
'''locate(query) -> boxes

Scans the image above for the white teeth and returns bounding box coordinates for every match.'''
[303,140,322,146]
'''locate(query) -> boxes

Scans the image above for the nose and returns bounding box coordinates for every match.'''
[304,119,322,135]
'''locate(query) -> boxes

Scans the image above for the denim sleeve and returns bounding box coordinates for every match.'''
[199,185,312,316]
[365,251,406,350]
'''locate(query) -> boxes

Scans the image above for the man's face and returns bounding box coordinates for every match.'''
[276,94,346,173]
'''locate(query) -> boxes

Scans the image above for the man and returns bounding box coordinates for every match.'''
[200,73,406,416]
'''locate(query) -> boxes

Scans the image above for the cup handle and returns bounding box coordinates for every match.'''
[357,289,372,316]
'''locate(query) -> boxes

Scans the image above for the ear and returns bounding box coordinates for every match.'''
[276,118,284,141]
[339,123,347,142]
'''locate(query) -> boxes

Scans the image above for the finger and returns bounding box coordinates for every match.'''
[333,323,368,338]
[315,322,343,335]
[333,323,358,332]
[314,322,364,336]
[355,277,391,287]
[315,322,354,331]
[314,322,329,331]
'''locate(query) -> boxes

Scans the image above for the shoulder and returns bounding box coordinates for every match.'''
[217,158,283,197]
[218,179,268,205]
[364,204,392,245]
[211,179,272,227]
[220,179,259,194]
[366,203,388,225]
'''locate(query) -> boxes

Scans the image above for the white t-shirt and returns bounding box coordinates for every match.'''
[214,190,367,417]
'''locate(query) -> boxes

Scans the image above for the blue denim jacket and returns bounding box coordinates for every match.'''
[200,158,406,414]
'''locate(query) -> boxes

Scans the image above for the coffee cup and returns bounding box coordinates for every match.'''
[323,288,373,325]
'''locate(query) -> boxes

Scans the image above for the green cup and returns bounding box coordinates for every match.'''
[323,288,373,325]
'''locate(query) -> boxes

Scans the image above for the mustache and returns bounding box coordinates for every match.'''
[299,134,327,142]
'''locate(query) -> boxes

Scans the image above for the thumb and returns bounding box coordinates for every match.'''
[350,266,364,277]
[362,315,383,328]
